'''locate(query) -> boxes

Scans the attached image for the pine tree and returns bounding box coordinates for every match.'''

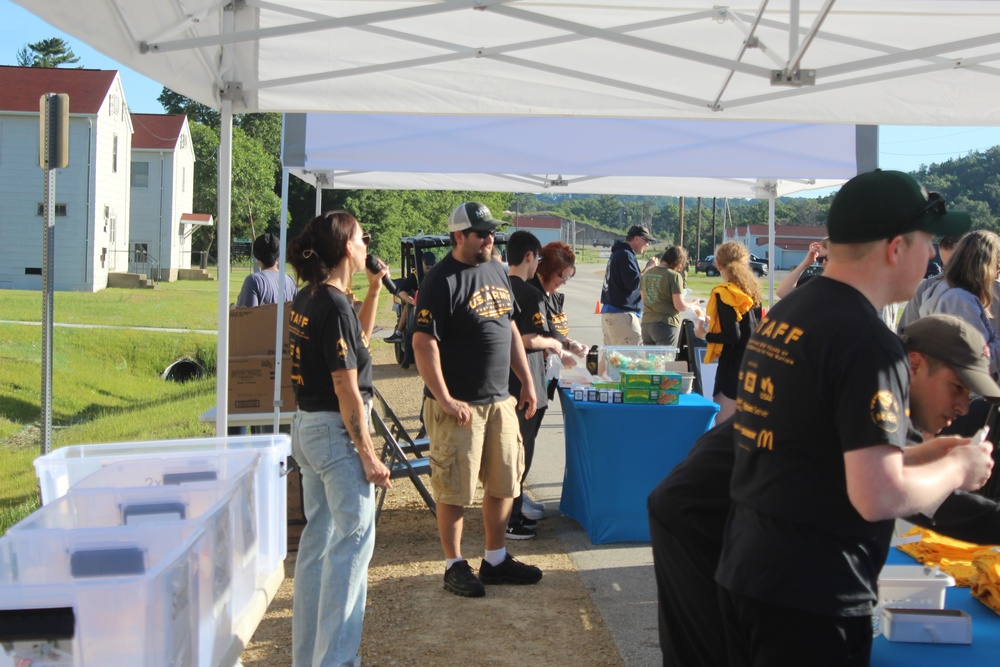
[16,38,82,68]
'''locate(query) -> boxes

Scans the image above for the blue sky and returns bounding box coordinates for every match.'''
[5,1,1000,186]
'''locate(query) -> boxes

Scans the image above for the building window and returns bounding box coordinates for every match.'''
[37,203,67,216]
[133,243,149,262]
[112,134,118,173]
[179,134,187,150]
[182,167,186,193]
[131,161,149,188]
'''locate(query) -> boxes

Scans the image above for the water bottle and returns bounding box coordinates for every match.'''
[586,345,600,376]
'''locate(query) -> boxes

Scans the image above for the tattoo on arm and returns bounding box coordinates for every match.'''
[347,409,364,445]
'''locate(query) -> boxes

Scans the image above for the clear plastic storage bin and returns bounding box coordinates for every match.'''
[599,345,678,381]
[33,435,290,585]
[12,452,260,667]
[0,522,204,667]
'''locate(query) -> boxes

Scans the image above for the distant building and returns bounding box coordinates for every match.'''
[725,224,827,269]
[0,65,133,291]
[512,215,565,246]
[129,113,196,281]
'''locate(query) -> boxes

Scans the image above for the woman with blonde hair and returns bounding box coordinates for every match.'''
[909,229,1000,378]
[695,241,763,421]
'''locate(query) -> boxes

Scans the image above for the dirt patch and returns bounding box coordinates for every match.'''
[240,342,623,666]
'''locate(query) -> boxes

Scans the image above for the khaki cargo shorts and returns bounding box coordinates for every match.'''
[423,396,524,506]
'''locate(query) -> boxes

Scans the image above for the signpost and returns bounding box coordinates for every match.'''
[39,93,68,455]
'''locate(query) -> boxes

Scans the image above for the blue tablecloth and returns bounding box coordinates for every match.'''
[558,389,719,544]
[872,548,1000,665]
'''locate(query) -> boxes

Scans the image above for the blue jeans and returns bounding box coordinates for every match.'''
[291,410,375,667]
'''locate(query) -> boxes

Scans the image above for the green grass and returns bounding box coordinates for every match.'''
[0,268,399,534]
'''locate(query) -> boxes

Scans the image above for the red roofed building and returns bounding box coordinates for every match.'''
[130,113,196,281]
[725,224,827,269]
[0,66,133,291]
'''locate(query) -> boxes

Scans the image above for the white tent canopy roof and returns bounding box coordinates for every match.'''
[14,1,1000,124]
[283,114,871,197]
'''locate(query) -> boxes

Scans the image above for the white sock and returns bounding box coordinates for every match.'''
[445,557,464,570]
[484,547,507,567]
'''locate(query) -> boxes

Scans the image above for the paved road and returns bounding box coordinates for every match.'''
[526,262,662,667]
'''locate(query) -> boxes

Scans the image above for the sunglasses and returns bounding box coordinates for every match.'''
[558,270,575,282]
[361,232,371,247]
[467,228,495,239]
[905,191,947,227]
[817,255,828,263]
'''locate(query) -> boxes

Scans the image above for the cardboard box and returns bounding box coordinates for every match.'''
[620,370,683,391]
[622,388,679,405]
[229,354,296,413]
[229,304,292,357]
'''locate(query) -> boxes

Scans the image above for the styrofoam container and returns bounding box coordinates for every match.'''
[0,522,204,667]
[878,565,955,610]
[12,453,260,667]
[33,434,290,585]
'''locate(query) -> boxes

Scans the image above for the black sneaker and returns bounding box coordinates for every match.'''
[443,560,485,597]
[479,554,543,585]
[385,331,404,343]
[506,520,536,540]
[514,512,538,530]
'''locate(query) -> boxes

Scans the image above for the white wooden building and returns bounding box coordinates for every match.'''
[129,113,195,282]
[0,66,133,291]
[725,224,828,270]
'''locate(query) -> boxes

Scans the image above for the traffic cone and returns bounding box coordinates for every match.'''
[595,300,602,314]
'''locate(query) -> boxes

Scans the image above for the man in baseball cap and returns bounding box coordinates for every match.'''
[826,169,971,243]
[448,201,502,233]
[716,169,986,665]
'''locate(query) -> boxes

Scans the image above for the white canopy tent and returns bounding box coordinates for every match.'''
[282,114,865,197]
[273,114,868,429]
[14,0,998,433]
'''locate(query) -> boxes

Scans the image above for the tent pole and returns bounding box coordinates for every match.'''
[768,188,776,308]
[274,167,290,432]
[215,99,233,435]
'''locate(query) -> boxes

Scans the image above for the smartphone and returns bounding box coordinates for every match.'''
[970,426,990,446]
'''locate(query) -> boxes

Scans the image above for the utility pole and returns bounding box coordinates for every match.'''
[696,197,703,260]
[711,197,718,251]
[678,196,685,248]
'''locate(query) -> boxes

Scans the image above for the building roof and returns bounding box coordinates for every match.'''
[514,216,564,229]
[131,114,186,150]
[0,65,118,114]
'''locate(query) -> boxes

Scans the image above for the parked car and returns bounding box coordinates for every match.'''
[695,253,769,277]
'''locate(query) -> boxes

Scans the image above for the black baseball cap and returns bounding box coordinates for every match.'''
[826,170,970,244]
[448,202,500,233]
[901,314,1000,400]
[627,225,655,242]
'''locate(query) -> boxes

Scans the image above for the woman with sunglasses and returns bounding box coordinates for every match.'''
[286,210,392,667]
[530,242,588,397]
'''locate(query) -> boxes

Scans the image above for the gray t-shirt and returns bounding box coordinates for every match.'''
[237,269,298,307]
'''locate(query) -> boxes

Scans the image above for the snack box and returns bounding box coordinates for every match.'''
[593,381,620,391]
[622,388,680,405]
[620,370,683,391]
[601,345,678,382]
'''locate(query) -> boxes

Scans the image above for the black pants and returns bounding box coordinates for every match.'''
[717,586,873,667]
[647,506,727,666]
[510,405,546,522]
